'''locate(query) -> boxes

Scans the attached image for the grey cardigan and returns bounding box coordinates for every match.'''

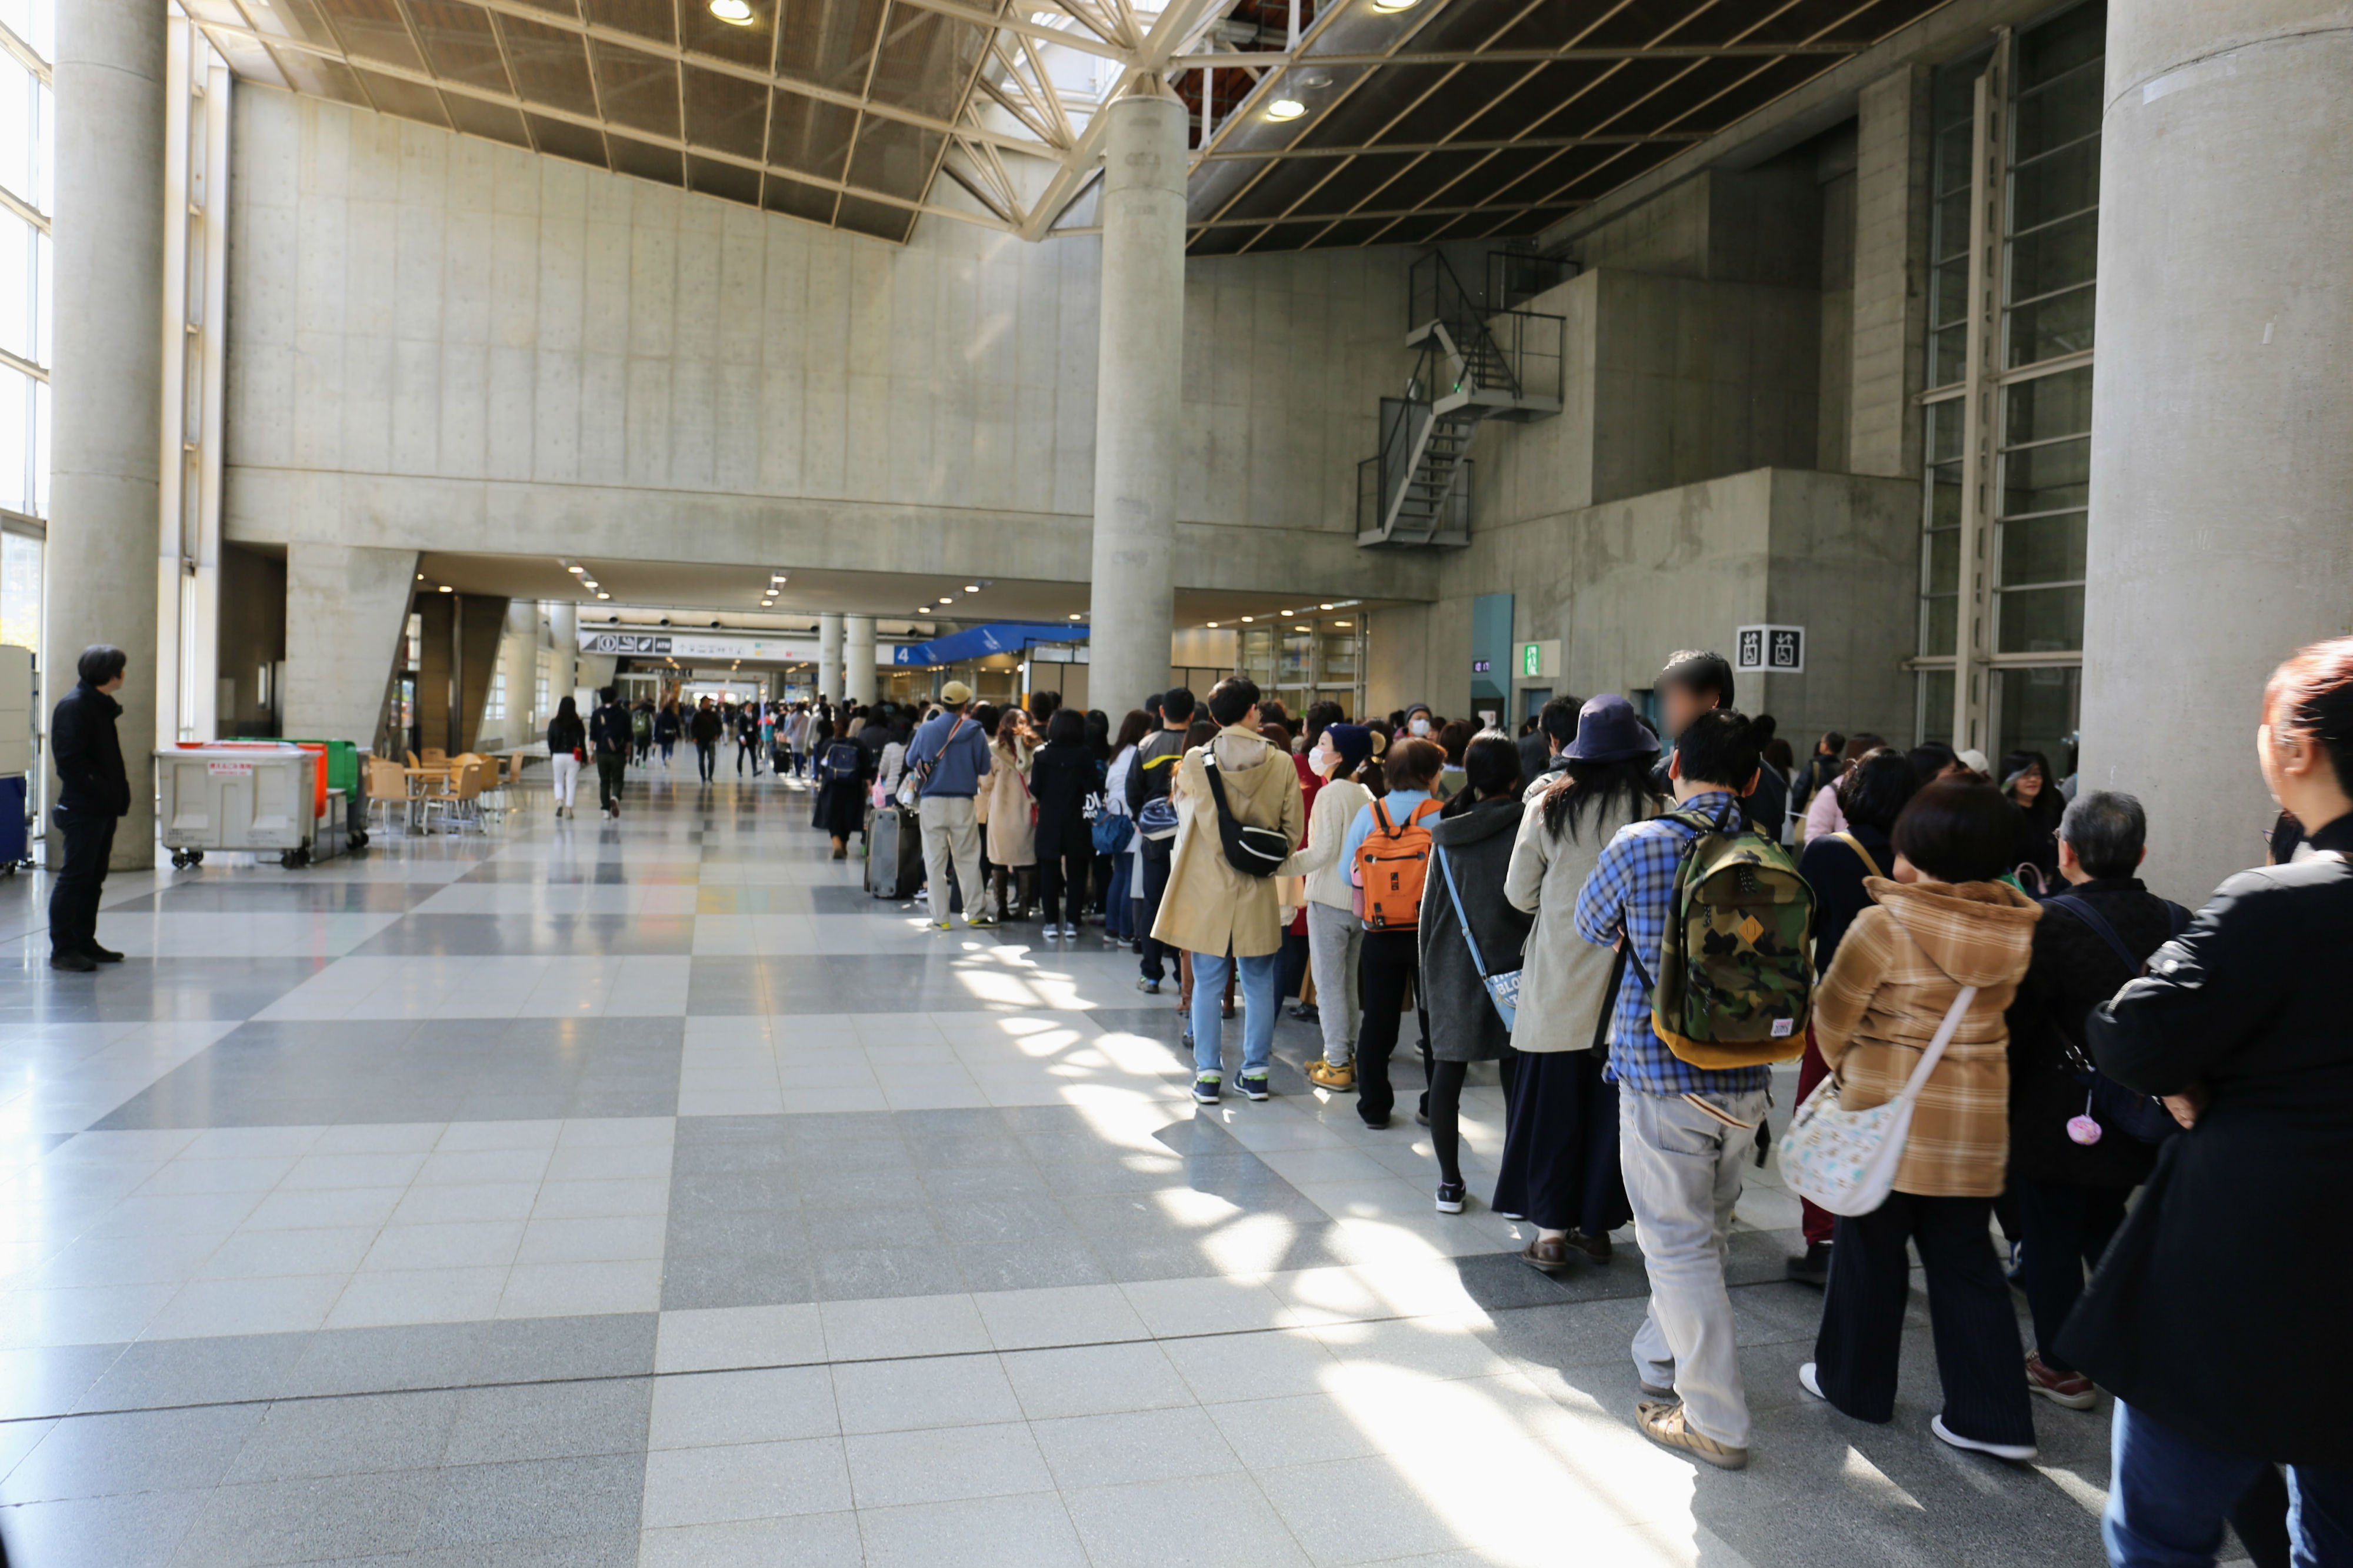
[1502,785,1664,1053]
[1418,796,1534,1065]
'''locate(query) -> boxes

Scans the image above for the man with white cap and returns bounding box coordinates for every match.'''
[905,682,995,929]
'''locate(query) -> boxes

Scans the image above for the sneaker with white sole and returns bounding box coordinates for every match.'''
[1192,1074,1221,1105]
[1798,1362,1825,1400]
[2024,1352,2097,1410]
[1930,1414,2037,1462]
[1235,1073,1270,1102]
[1435,1180,1467,1214]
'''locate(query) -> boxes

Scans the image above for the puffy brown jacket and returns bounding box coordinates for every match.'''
[1812,878,2040,1197]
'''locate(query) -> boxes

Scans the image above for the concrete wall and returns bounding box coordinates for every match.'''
[223,85,1417,602]
[1438,468,1917,746]
[282,541,415,749]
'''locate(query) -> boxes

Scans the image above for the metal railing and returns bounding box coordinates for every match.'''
[1488,249,1577,313]
[1357,440,1471,541]
[1480,307,1564,406]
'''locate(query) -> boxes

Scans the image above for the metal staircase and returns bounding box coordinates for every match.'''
[1357,252,1566,549]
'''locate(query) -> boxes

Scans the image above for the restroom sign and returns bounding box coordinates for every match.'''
[1734,625,1804,674]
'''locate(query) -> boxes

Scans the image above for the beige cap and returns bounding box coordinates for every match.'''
[940,680,974,705]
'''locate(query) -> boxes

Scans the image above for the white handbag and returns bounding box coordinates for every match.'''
[1777,985,1977,1217]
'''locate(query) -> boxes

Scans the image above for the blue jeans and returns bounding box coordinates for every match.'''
[2107,1400,2352,1567]
[1104,856,1134,939]
[1190,951,1278,1080]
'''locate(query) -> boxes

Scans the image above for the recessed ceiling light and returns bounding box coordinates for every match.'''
[435,583,451,593]
[1068,613,1082,621]
[596,592,611,599]
[1267,99,1305,121]
[1294,625,1311,632]
[1240,615,1254,622]
[1205,621,1219,629]
[1369,0,1418,12]
[415,573,424,581]
[1319,602,1337,610]
[708,0,754,22]
[965,584,980,592]
[567,565,584,574]
[1332,619,1351,628]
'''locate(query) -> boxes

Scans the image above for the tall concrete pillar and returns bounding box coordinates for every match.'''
[549,601,578,708]
[498,600,537,744]
[284,544,416,752]
[819,613,844,703]
[2081,1,2353,904]
[844,615,876,705]
[46,0,166,868]
[1085,85,1187,716]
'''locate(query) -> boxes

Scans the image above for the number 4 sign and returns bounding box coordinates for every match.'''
[1733,625,1805,675]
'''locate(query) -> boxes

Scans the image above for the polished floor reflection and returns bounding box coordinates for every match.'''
[0,765,2119,1566]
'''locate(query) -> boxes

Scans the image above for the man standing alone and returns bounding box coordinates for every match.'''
[49,645,131,972]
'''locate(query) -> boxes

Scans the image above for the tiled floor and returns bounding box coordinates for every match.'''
[0,761,2135,1566]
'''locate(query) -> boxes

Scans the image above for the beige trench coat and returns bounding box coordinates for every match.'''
[1149,727,1307,960]
[982,738,1036,867]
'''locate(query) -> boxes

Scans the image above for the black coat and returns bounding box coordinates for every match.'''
[1419,796,1535,1064]
[689,708,722,744]
[1029,742,1100,860]
[546,713,585,755]
[2002,876,2174,1190]
[590,702,631,757]
[1797,822,1894,977]
[52,682,129,818]
[2059,817,2353,1465]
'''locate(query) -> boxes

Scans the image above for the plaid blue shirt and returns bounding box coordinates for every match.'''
[1572,790,1772,1099]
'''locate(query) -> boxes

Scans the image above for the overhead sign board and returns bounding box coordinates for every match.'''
[577,630,901,664]
[1733,624,1805,675]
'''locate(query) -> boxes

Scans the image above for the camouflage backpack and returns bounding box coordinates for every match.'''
[1638,801,1817,1070]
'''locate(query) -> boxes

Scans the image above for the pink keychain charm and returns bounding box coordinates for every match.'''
[2068,1089,2104,1146]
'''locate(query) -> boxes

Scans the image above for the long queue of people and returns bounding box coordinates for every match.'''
[879,642,2353,1568]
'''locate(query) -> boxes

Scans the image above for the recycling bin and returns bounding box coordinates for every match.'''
[155,744,318,869]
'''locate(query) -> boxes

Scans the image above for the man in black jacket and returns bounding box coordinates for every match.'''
[689,698,722,783]
[2002,790,2179,1411]
[589,687,630,818]
[1125,687,1193,994]
[49,645,132,972]
[2068,638,2353,1567]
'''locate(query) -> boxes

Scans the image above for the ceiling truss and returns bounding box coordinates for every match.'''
[182,0,1954,251]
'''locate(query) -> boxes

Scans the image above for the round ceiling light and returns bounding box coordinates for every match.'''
[708,0,754,23]
[1267,99,1306,121]
[1369,0,1419,11]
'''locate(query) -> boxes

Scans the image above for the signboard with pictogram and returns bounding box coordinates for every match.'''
[1734,625,1804,675]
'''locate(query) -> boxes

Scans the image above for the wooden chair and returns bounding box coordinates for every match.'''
[441,758,487,832]
[364,757,411,836]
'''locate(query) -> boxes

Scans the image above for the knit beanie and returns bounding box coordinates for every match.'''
[1325,723,1375,778]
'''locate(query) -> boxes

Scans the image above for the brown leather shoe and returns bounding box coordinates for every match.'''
[1521,1236,1574,1274]
[1637,1400,1749,1470]
[1564,1229,1613,1264]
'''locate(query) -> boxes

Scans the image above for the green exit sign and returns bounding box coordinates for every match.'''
[1518,640,1560,680]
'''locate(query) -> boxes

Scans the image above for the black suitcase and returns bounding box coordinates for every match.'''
[868,806,923,899]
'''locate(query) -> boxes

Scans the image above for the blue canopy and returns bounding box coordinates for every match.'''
[891,622,1087,667]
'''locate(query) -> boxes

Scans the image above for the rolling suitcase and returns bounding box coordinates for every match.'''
[868,806,923,899]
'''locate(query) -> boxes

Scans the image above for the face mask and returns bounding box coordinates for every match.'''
[1311,740,1337,774]
[1409,717,1431,737]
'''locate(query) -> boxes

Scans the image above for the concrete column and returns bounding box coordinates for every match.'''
[1847,66,1931,479]
[497,600,536,746]
[46,0,166,869]
[549,601,578,708]
[2081,1,2353,904]
[283,543,415,752]
[818,612,844,703]
[1085,85,1187,717]
[844,615,876,705]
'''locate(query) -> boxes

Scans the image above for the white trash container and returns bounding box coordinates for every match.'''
[156,745,319,869]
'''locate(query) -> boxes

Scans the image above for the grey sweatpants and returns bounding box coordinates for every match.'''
[1305,900,1362,1066]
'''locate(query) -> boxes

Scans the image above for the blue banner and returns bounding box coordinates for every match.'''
[892,622,1087,667]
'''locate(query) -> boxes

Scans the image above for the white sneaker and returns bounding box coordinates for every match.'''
[1930,1414,2037,1462]
[1798,1362,1825,1400]
[1061,922,1078,939]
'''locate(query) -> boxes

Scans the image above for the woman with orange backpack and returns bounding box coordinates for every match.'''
[1338,737,1447,1130]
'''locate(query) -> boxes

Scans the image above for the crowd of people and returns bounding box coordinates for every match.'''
[876,640,2352,1568]
[511,635,2351,1568]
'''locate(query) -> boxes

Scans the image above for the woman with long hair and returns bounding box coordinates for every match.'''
[1101,709,1152,947]
[1288,723,1380,1089]
[1495,695,1665,1267]
[982,706,1039,919]
[1419,733,1534,1213]
[1029,707,1101,940]
[2001,749,2064,888]
[545,696,586,819]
